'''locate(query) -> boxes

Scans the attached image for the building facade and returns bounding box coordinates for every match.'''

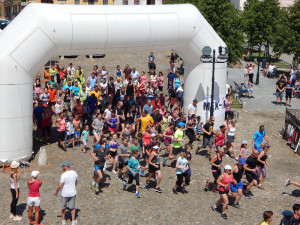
[0,0,5,19]
[231,0,295,11]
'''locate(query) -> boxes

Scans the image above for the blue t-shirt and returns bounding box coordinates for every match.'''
[63,84,73,92]
[128,157,139,175]
[86,96,97,115]
[143,104,153,115]
[73,86,80,96]
[253,130,265,147]
[89,76,97,89]
[33,106,45,123]
[167,72,176,83]
[82,130,89,140]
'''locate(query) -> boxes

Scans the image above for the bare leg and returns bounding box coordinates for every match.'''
[34,206,40,225]
[28,206,33,223]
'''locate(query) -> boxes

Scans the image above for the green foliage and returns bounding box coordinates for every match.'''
[164,0,245,63]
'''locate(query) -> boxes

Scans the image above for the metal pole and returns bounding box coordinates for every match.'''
[255,43,261,85]
[210,49,215,117]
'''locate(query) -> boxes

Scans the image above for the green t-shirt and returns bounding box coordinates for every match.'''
[82,130,89,140]
[48,80,57,89]
[173,129,183,148]
[129,143,140,153]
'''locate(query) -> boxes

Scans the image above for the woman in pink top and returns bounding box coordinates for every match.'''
[55,112,66,151]
[213,125,226,150]
[247,63,255,83]
[27,171,42,225]
[211,165,237,220]
[140,71,147,84]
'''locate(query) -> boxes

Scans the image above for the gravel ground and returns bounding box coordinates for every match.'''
[0,51,299,225]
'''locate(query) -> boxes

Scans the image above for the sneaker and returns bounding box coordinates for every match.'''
[163,158,167,167]
[285,179,291,187]
[173,188,178,194]
[117,177,123,181]
[232,203,241,209]
[257,184,265,190]
[13,216,22,221]
[123,182,127,190]
[10,214,13,219]
[205,153,211,158]
[155,187,162,193]
[204,180,209,191]
[221,213,228,219]
[72,147,76,150]
[135,192,140,198]
[144,184,149,190]
[211,206,217,212]
[181,187,188,194]
[225,154,229,157]
[62,220,66,225]
[90,184,95,191]
[235,157,238,161]
[71,220,78,225]
[112,170,117,174]
[94,185,99,193]
[243,193,250,199]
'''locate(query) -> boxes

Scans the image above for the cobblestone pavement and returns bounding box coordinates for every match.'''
[0,51,299,224]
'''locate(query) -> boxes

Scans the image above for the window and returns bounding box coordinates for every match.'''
[103,0,108,4]
[88,0,94,4]
[123,0,128,5]
[134,0,139,4]
[75,0,80,4]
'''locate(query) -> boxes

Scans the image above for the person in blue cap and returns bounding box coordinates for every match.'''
[230,158,245,208]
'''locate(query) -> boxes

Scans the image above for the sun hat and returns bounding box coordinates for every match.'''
[31,171,40,178]
[10,161,20,169]
[224,165,232,170]
[61,161,71,167]
[241,140,247,145]
[238,158,246,165]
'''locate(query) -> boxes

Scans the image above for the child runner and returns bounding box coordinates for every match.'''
[66,115,75,150]
[195,116,204,141]
[173,151,190,194]
[239,140,248,160]
[211,165,237,219]
[259,211,273,225]
[117,138,130,181]
[81,125,89,153]
[73,114,81,146]
[123,150,141,198]
[90,140,110,194]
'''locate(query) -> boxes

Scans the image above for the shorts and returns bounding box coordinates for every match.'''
[256,165,266,178]
[66,134,74,140]
[219,190,229,195]
[230,181,243,192]
[276,92,284,98]
[195,128,202,135]
[164,141,171,146]
[93,130,101,136]
[128,173,140,186]
[254,143,262,153]
[41,126,51,136]
[61,195,76,209]
[203,136,213,148]
[118,162,128,169]
[74,131,80,137]
[35,87,42,94]
[58,131,66,140]
[149,164,160,173]
[227,136,235,143]
[94,164,104,171]
[108,127,118,133]
[27,197,41,207]
[286,92,292,99]
[36,122,42,129]
[246,172,257,183]
[173,147,182,155]
[212,170,221,184]
[82,139,87,146]
[110,151,117,157]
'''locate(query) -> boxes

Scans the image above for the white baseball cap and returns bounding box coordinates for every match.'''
[224,165,232,170]
[31,171,40,178]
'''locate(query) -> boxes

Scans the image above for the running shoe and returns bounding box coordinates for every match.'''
[112,170,117,174]
[211,206,217,212]
[123,182,127,190]
[73,147,76,150]
[62,220,66,225]
[173,188,178,194]
[155,187,162,193]
[221,213,228,219]
[205,153,211,158]
[181,187,188,194]
[143,184,149,190]
[243,193,250,199]
[117,177,122,181]
[232,204,241,209]
[12,216,22,221]
[163,158,167,167]
[71,220,77,225]
[204,180,209,191]
[140,168,144,177]
[285,179,291,187]
[135,192,140,198]
[90,184,95,191]
[94,185,99,193]
[257,184,265,190]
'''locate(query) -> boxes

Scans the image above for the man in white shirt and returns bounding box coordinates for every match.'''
[67,63,75,76]
[54,161,78,225]
[131,67,140,83]
[188,99,197,120]
[268,62,276,74]
[99,65,108,82]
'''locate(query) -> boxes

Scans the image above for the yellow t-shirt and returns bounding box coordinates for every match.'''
[140,115,154,132]
[259,221,269,225]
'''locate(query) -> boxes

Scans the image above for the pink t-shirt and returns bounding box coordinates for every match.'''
[57,118,66,132]
[28,180,40,197]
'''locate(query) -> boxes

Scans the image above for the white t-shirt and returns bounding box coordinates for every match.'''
[104,109,111,119]
[131,71,140,83]
[100,83,108,95]
[188,104,197,115]
[226,84,231,94]
[100,70,108,81]
[268,65,276,73]
[67,67,75,76]
[60,170,78,197]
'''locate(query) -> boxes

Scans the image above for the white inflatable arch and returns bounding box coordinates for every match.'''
[0,3,227,163]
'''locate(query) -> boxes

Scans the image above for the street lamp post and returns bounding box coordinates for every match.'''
[201,46,228,118]
[255,31,264,85]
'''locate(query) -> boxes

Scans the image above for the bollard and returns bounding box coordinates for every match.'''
[89,55,93,59]
[38,147,47,167]
[60,55,64,60]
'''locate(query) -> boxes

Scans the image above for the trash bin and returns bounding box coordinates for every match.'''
[262,59,267,69]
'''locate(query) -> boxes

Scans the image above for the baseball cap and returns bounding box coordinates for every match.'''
[178,122,185,128]
[31,171,40,178]
[61,161,71,167]
[224,165,232,170]
[241,140,247,145]
[238,158,246,165]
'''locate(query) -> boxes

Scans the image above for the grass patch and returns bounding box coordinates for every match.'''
[230,94,243,108]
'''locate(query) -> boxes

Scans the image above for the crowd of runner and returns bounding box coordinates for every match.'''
[7,53,299,225]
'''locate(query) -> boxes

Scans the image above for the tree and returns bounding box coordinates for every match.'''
[164,0,245,63]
